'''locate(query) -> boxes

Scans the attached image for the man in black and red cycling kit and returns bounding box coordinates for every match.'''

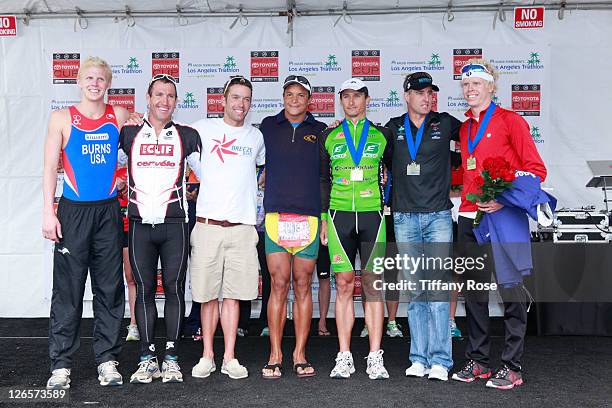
[118,74,201,384]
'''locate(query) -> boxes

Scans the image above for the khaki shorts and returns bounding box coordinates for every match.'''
[190,222,259,303]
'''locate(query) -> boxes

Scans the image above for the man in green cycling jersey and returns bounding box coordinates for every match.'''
[319,78,393,380]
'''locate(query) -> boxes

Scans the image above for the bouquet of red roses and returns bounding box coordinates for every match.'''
[466,156,515,226]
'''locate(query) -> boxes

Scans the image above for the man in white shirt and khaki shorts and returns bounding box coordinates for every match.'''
[189,75,265,380]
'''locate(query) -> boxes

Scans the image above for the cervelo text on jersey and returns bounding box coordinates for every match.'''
[119,119,201,225]
[62,104,120,201]
[320,119,392,212]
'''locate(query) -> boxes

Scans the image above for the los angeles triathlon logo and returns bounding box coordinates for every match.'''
[511,84,541,116]
[250,51,279,82]
[178,91,200,110]
[288,54,342,75]
[308,87,335,118]
[390,53,445,74]
[489,52,544,73]
[352,50,380,81]
[186,55,240,77]
[531,125,544,144]
[452,48,483,80]
[53,53,80,84]
[112,57,144,77]
[107,88,135,113]
[152,52,180,82]
[206,87,224,118]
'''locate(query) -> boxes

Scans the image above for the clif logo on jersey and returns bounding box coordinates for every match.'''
[108,88,135,113]
[352,50,380,81]
[152,52,180,82]
[453,48,483,80]
[207,87,225,118]
[511,84,541,116]
[53,53,80,84]
[308,86,335,118]
[140,144,174,156]
[250,51,279,82]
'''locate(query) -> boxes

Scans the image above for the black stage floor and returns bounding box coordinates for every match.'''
[1,318,610,408]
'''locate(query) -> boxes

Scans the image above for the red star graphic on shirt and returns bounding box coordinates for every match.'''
[210,134,238,163]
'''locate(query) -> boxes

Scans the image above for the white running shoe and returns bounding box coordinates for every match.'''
[130,356,161,384]
[428,364,449,381]
[162,359,183,383]
[330,351,355,379]
[366,350,389,380]
[126,324,140,341]
[405,362,431,378]
[97,361,123,386]
[46,368,71,390]
[221,359,248,379]
[192,357,217,378]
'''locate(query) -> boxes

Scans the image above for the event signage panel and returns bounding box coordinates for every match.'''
[52,53,80,84]
[352,50,381,81]
[206,87,225,118]
[250,50,279,82]
[514,7,545,29]
[308,86,335,117]
[108,88,135,113]
[0,15,17,36]
[151,52,180,82]
[453,49,483,80]
[512,84,541,116]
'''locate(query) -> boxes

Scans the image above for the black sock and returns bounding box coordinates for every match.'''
[164,340,178,360]
[140,342,155,359]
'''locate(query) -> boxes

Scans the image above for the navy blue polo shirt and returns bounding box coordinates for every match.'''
[260,110,327,217]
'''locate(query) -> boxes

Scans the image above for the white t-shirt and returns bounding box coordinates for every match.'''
[192,118,265,225]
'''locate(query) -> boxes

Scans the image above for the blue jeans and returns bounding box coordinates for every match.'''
[393,210,453,370]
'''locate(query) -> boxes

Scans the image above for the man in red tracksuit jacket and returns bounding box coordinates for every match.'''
[451,59,546,390]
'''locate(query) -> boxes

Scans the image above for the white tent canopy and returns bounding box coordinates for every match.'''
[1,0,611,317]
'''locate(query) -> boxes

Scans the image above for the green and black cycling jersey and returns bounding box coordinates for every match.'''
[319,118,393,216]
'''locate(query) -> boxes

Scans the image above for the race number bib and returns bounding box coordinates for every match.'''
[278,213,311,247]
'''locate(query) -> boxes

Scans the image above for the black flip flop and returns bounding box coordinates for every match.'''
[293,362,316,378]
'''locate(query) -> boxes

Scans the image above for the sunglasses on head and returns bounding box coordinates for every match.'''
[285,75,309,85]
[461,63,491,74]
[149,73,177,86]
[223,75,253,94]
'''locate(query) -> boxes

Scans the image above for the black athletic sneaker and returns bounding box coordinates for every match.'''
[485,365,523,390]
[451,359,492,383]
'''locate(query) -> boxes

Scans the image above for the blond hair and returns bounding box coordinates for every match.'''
[467,58,499,93]
[78,56,113,82]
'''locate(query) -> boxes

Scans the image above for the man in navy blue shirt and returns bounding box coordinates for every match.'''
[259,75,327,378]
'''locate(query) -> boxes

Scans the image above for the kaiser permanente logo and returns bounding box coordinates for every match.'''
[390,53,445,73]
[186,56,240,76]
[288,54,342,74]
[178,92,199,109]
[489,52,544,73]
[111,56,143,75]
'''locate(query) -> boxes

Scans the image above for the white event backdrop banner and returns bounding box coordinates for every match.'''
[2,10,612,317]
